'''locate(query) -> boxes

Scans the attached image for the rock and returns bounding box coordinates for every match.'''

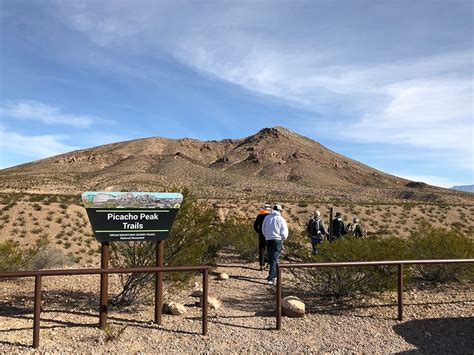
[218,273,229,280]
[190,289,203,297]
[282,296,305,318]
[195,295,222,310]
[169,302,187,315]
[162,302,171,314]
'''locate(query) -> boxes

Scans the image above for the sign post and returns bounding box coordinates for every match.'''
[82,192,183,328]
[99,242,109,329]
[155,240,164,325]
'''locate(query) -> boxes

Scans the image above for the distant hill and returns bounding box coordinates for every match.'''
[451,185,474,193]
[0,126,472,204]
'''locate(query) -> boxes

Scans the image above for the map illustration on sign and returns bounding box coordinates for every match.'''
[82,192,183,242]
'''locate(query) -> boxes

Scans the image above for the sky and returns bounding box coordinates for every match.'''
[0,0,472,188]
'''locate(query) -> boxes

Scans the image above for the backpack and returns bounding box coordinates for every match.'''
[309,219,322,237]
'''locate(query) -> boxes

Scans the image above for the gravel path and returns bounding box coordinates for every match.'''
[1,252,473,353]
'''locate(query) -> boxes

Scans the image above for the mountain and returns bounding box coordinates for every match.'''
[451,185,474,193]
[0,127,471,203]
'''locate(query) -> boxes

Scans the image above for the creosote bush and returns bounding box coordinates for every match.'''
[408,221,474,283]
[289,236,408,298]
[285,221,473,299]
[218,218,258,261]
[0,237,70,271]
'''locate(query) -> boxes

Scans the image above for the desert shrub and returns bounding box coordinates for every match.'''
[0,240,25,271]
[218,218,258,261]
[0,238,69,271]
[28,246,70,270]
[408,222,474,283]
[291,236,408,299]
[110,192,221,306]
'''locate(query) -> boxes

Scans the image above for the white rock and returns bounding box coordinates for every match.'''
[218,273,229,280]
[195,295,222,310]
[169,302,187,315]
[282,296,305,318]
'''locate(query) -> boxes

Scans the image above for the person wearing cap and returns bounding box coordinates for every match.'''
[331,212,347,240]
[262,204,289,285]
[253,203,271,271]
[306,210,328,255]
[349,217,364,238]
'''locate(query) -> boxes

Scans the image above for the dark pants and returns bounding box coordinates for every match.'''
[311,237,322,255]
[266,239,282,281]
[258,236,267,266]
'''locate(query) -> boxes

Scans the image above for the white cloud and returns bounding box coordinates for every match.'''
[351,77,473,157]
[49,2,474,168]
[0,99,97,128]
[0,127,78,167]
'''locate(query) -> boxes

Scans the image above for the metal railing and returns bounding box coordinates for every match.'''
[276,259,474,330]
[0,265,210,348]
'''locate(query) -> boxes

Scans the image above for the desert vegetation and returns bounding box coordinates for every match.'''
[0,190,473,306]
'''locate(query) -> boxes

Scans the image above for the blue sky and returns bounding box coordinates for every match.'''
[0,0,472,188]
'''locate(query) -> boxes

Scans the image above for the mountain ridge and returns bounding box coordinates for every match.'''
[451,185,474,193]
[0,127,472,204]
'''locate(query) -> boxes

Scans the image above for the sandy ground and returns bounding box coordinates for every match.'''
[1,252,473,353]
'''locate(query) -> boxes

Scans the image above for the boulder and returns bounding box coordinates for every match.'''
[218,273,229,280]
[282,296,305,318]
[190,289,203,297]
[169,302,187,316]
[195,295,222,310]
[162,302,171,314]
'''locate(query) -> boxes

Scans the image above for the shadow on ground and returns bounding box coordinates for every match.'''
[393,317,474,354]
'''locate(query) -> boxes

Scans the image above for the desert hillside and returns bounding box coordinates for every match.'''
[1,127,472,204]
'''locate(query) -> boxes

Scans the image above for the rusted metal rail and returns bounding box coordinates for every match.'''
[0,265,210,348]
[276,259,474,330]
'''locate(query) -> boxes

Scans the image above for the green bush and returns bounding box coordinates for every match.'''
[0,240,25,271]
[291,236,408,298]
[218,218,258,261]
[408,222,474,283]
[285,220,473,299]
[0,238,69,271]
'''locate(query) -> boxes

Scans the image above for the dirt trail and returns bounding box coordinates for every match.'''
[0,251,473,353]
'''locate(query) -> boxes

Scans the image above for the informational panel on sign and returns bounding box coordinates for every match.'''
[82,192,183,242]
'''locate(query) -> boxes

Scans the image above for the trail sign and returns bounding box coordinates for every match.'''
[82,192,183,242]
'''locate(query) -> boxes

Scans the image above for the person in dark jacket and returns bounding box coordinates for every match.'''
[306,210,328,255]
[253,203,271,271]
[331,212,347,240]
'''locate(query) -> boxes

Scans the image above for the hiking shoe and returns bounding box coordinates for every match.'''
[267,279,274,285]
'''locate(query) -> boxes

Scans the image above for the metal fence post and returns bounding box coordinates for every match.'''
[328,207,333,242]
[202,268,208,336]
[33,275,42,348]
[398,263,404,321]
[276,267,282,330]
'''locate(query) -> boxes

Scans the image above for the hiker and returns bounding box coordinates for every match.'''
[306,210,327,255]
[348,217,364,238]
[253,203,271,271]
[262,204,288,285]
[331,212,347,240]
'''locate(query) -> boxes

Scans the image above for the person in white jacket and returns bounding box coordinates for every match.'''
[262,204,289,285]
